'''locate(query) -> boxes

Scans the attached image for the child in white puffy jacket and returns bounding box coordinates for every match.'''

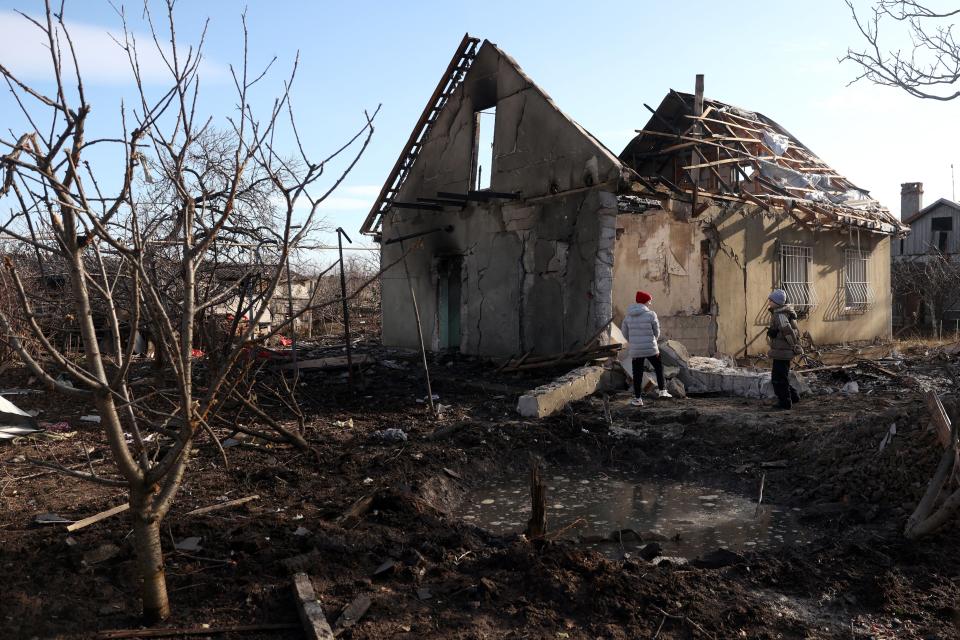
[620,290,672,406]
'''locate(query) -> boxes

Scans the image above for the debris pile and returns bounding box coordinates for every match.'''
[618,338,808,400]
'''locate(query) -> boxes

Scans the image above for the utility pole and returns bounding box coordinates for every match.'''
[336,227,354,385]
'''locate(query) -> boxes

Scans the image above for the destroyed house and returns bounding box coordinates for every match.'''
[361,36,908,358]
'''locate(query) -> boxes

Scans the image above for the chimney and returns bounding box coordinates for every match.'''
[901,182,923,219]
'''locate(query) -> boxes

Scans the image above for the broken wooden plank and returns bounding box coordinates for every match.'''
[759,460,788,469]
[683,155,773,171]
[280,354,374,371]
[337,494,374,529]
[96,623,299,639]
[66,503,129,532]
[858,360,900,378]
[796,364,857,373]
[333,594,372,635]
[292,573,336,640]
[926,390,953,449]
[185,495,259,517]
[426,421,472,441]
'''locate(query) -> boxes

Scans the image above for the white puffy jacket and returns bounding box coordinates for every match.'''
[620,303,660,358]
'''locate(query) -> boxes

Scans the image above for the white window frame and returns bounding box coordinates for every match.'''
[843,248,872,312]
[778,244,816,311]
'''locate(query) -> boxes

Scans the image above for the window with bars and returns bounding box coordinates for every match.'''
[843,248,871,310]
[779,245,815,309]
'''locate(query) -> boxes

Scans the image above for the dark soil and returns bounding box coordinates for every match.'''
[2,347,959,639]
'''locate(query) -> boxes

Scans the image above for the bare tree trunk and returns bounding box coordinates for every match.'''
[526,458,546,540]
[131,504,169,622]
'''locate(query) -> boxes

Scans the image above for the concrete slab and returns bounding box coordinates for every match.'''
[659,340,691,368]
[678,356,809,399]
[517,365,605,418]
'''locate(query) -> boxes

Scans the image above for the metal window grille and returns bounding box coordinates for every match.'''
[779,245,815,308]
[843,249,871,310]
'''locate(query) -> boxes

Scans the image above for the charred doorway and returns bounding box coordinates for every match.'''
[437,255,463,351]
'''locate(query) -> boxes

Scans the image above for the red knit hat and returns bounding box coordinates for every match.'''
[636,291,652,304]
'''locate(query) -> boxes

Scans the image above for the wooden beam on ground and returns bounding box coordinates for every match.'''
[926,390,953,449]
[796,364,856,373]
[185,495,259,517]
[66,503,129,532]
[337,495,375,529]
[280,354,374,371]
[292,573,336,640]
[96,624,299,639]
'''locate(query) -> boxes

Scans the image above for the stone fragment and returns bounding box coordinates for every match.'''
[666,378,686,398]
[658,340,691,368]
[692,548,745,569]
[516,366,605,418]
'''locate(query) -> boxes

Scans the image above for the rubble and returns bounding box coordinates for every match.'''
[0,395,38,430]
[659,340,691,369]
[517,365,608,418]
[679,356,810,399]
[373,428,408,443]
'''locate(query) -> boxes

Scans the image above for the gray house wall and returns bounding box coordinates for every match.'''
[380,42,623,356]
[893,200,960,256]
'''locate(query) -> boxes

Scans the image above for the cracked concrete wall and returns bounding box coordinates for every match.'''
[710,206,893,357]
[381,190,614,356]
[612,209,710,351]
[613,210,705,321]
[379,42,622,356]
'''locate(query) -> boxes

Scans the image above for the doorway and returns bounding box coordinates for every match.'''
[437,256,463,350]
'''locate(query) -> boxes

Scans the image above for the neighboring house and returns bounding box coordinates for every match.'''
[361,36,907,358]
[893,182,960,257]
[892,182,960,328]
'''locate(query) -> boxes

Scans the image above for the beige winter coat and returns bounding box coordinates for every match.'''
[767,304,802,360]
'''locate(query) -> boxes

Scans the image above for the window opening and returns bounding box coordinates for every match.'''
[474,107,496,191]
[843,248,871,310]
[931,216,953,232]
[779,244,815,310]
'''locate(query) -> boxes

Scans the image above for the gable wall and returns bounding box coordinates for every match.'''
[379,42,622,356]
[896,202,960,256]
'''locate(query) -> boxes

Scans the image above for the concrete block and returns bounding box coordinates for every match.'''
[517,365,605,418]
[600,367,627,392]
[641,372,658,394]
[677,356,811,399]
[659,340,690,368]
[667,377,686,398]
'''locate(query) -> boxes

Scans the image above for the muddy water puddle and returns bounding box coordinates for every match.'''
[460,469,811,559]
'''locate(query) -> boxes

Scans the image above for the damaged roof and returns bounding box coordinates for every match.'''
[620,91,907,236]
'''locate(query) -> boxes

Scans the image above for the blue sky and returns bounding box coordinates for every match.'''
[2,0,957,264]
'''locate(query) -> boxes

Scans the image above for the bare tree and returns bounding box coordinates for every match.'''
[892,251,960,331]
[844,1,960,538]
[0,1,376,622]
[843,1,960,100]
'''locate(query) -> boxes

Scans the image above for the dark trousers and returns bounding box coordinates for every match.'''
[632,355,664,397]
[771,359,800,408]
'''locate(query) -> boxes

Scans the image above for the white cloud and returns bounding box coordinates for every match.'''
[0,10,227,85]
